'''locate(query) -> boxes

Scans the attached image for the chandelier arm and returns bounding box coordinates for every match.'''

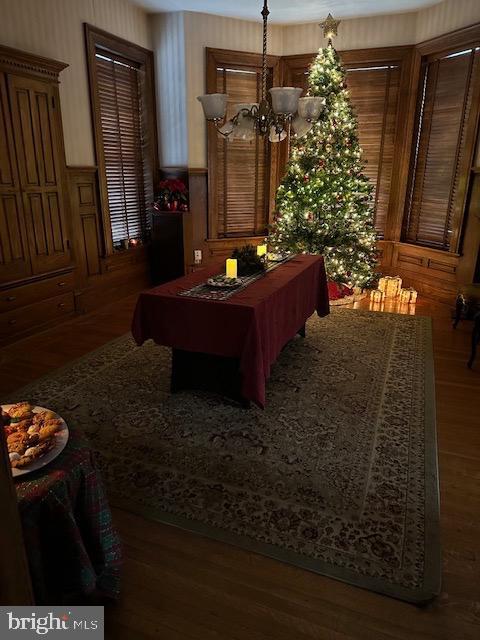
[214,122,231,138]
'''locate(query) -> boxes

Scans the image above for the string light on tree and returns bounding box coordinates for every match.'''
[270,15,378,295]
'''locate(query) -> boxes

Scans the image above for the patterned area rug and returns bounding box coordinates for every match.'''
[12,309,440,603]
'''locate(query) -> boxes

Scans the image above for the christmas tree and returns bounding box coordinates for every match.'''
[270,36,378,289]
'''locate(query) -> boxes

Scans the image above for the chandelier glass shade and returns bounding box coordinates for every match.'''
[197,1,325,142]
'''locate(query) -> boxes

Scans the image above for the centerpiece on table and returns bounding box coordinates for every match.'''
[231,245,266,276]
[206,245,266,290]
[153,178,188,212]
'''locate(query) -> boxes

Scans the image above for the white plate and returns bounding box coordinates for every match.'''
[2,404,69,478]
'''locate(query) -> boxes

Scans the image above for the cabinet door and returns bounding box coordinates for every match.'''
[8,74,70,275]
[0,73,31,284]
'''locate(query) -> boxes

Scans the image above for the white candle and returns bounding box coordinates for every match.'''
[226,258,237,278]
[256,244,267,257]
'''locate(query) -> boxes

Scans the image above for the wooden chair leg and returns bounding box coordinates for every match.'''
[467,313,480,369]
[453,295,465,329]
[467,311,480,369]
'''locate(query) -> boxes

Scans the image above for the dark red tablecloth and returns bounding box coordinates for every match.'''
[132,255,329,407]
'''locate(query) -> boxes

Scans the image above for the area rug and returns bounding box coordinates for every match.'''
[11,309,441,603]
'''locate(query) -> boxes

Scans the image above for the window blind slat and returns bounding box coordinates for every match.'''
[95,50,147,244]
[404,48,479,249]
[215,66,270,237]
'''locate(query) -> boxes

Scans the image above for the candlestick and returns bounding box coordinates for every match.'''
[226,258,237,279]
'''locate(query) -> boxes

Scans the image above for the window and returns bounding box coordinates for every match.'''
[283,57,403,239]
[344,64,400,238]
[206,49,280,239]
[403,46,480,250]
[85,25,157,254]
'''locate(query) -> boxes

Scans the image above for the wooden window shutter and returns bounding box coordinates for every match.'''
[214,64,272,238]
[403,47,480,250]
[345,65,400,238]
[95,51,147,245]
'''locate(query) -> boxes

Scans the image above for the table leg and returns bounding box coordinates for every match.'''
[171,348,247,405]
[467,312,480,369]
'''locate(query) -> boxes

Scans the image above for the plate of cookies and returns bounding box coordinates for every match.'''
[2,402,69,478]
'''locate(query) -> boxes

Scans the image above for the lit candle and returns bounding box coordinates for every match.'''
[226,258,237,278]
[256,244,267,257]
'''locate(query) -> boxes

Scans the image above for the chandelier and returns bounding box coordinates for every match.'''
[197,1,327,142]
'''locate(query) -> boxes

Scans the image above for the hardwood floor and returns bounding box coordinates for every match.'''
[1,294,479,639]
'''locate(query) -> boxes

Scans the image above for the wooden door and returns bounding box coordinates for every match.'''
[0,73,31,284]
[8,74,70,274]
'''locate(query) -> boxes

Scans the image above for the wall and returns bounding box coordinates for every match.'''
[183,11,284,168]
[0,0,151,167]
[416,0,480,42]
[282,0,480,55]
[151,12,188,167]
[173,0,480,168]
[283,13,417,55]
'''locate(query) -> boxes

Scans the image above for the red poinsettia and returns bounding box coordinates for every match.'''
[153,178,188,211]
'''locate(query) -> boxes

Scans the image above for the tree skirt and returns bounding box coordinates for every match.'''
[12,310,440,603]
[329,291,368,306]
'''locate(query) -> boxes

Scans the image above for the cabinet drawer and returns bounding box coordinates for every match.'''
[1,292,74,341]
[0,273,74,313]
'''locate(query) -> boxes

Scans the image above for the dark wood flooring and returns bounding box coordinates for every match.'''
[1,294,479,640]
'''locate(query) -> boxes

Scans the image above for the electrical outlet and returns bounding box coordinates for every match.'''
[194,250,202,264]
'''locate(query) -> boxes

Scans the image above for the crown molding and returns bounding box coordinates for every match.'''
[0,44,68,81]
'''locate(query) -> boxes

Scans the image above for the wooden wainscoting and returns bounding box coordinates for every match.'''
[380,240,460,302]
[205,236,266,262]
[188,168,208,263]
[67,167,149,315]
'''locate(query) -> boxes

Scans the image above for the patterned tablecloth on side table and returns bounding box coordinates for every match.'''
[15,423,122,605]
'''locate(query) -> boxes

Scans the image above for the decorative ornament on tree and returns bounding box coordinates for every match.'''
[269,15,378,292]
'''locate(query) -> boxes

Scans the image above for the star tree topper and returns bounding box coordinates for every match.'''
[320,13,341,44]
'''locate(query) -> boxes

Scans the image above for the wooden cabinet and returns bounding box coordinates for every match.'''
[7,73,70,275]
[0,44,73,343]
[149,211,192,284]
[0,74,31,283]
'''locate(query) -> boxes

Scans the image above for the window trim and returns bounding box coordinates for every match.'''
[205,47,281,240]
[85,24,158,256]
[403,27,480,252]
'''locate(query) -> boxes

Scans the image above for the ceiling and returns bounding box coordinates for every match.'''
[131,0,444,23]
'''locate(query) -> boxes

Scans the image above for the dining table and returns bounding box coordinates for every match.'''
[132,254,330,408]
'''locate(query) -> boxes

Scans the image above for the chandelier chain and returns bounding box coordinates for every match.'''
[261,0,269,101]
